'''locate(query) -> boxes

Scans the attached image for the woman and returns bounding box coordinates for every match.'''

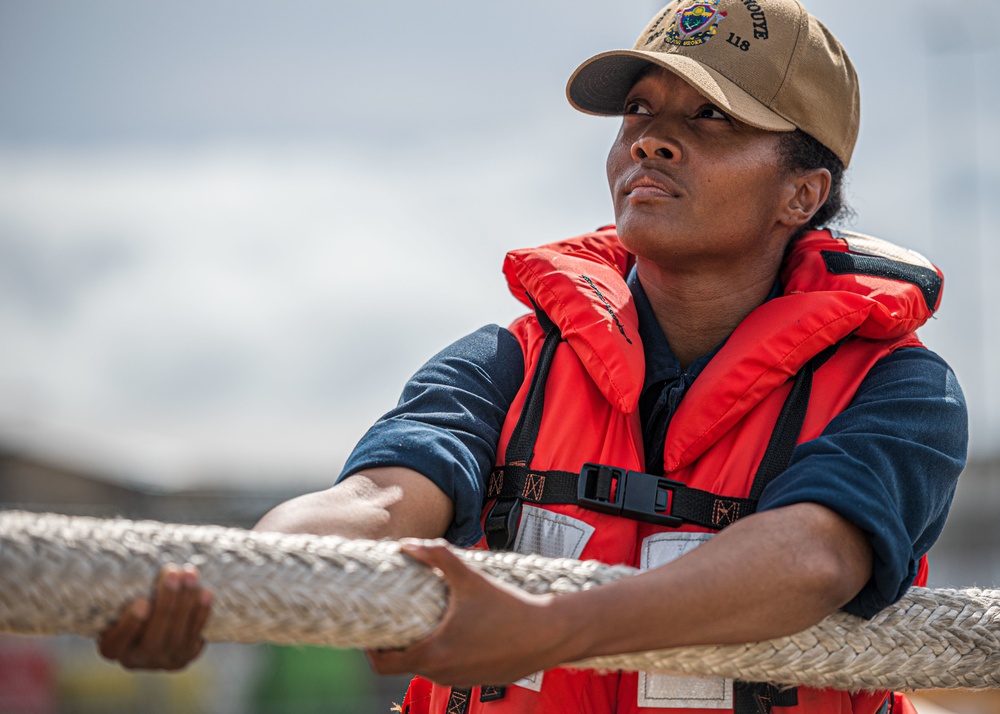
[100,1,967,712]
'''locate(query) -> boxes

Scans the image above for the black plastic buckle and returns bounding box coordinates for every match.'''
[483,498,522,551]
[577,463,685,527]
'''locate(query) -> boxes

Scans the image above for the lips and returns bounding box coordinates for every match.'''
[624,171,682,199]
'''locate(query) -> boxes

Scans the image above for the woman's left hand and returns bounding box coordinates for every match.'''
[366,539,577,687]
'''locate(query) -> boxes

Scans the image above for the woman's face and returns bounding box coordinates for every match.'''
[606,66,796,271]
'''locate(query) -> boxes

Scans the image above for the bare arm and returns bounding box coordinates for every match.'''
[370,501,872,686]
[558,502,871,653]
[253,467,454,540]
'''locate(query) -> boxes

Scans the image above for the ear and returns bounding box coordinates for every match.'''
[779,168,832,230]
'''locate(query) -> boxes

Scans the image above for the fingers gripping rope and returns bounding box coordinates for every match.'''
[1,511,998,691]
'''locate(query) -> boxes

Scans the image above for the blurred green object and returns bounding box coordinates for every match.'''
[252,645,379,714]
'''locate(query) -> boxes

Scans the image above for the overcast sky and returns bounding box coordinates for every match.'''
[1,1,998,489]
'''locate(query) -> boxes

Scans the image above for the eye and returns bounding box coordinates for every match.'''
[623,99,652,116]
[696,104,731,121]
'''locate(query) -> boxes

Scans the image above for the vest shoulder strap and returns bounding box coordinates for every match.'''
[483,309,563,551]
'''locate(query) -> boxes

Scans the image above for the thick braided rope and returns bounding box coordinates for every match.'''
[1,511,998,691]
[0,511,631,649]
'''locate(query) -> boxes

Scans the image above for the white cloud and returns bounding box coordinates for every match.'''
[0,118,616,487]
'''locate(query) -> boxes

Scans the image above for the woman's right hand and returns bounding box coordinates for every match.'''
[97,562,212,671]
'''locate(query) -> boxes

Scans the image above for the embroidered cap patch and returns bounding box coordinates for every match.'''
[665,1,728,47]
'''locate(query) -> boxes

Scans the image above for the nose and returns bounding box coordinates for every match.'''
[631,133,680,162]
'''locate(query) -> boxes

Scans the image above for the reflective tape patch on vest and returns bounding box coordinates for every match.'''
[638,532,733,710]
[509,506,597,693]
[512,670,544,693]
[512,504,595,560]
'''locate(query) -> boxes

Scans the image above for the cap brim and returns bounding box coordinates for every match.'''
[567,50,796,133]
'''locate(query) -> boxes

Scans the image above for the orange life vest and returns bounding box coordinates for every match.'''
[403,228,941,714]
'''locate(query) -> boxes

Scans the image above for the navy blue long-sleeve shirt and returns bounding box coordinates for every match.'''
[340,270,967,618]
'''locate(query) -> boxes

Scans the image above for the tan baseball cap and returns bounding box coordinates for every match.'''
[567,0,859,167]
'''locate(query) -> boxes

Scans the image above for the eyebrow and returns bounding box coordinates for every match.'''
[634,63,662,84]
[628,63,664,95]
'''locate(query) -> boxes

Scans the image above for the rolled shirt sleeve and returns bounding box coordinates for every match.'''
[338,324,525,547]
[757,347,968,618]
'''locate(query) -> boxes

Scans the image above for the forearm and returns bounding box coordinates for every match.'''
[253,467,454,540]
[552,502,873,662]
[369,501,876,686]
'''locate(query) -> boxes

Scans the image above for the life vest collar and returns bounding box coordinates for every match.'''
[503,227,942,462]
[503,227,643,414]
[782,229,943,337]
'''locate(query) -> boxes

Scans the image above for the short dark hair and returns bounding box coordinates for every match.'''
[778,129,852,238]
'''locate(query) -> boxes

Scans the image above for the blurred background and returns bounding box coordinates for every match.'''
[1,1,998,712]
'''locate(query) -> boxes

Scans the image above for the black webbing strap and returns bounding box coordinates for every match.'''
[479,685,506,702]
[734,682,799,714]
[734,340,843,714]
[444,687,471,714]
[445,684,506,707]
[483,310,563,552]
[488,463,759,531]
[487,464,578,502]
[747,339,845,502]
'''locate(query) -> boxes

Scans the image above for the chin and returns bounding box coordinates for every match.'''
[616,220,680,256]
